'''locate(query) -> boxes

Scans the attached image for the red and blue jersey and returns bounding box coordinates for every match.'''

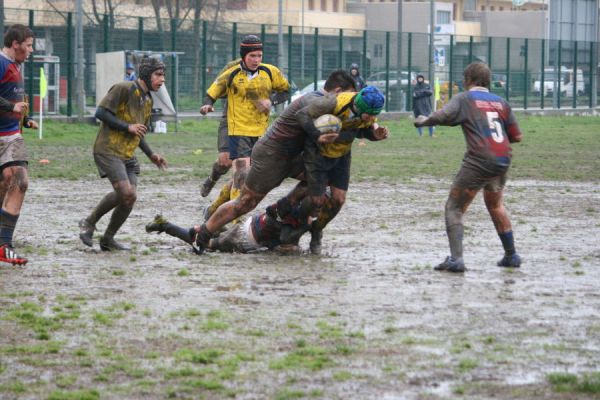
[0,53,25,136]
[429,87,522,168]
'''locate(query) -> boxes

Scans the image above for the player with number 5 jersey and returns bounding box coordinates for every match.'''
[414,62,523,273]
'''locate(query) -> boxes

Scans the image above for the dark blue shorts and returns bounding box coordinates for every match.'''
[228,136,258,160]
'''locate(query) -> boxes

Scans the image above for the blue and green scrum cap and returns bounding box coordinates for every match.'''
[354,86,385,115]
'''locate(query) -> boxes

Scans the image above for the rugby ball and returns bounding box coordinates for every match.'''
[313,114,342,134]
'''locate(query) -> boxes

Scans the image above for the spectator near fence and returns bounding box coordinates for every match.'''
[413,74,435,137]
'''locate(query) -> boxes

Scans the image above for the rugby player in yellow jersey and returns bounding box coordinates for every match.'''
[199,35,290,206]
[78,57,167,251]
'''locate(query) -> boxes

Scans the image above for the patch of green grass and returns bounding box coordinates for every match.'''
[112,269,126,276]
[1,341,61,355]
[547,372,600,394]
[0,380,27,393]
[457,358,478,372]
[175,348,224,364]
[332,370,353,381]
[269,345,334,371]
[275,388,306,399]
[177,268,190,276]
[316,320,344,339]
[26,116,600,182]
[47,389,100,400]
[55,375,77,388]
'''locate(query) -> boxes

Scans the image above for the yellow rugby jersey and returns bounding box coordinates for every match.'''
[319,92,376,158]
[93,81,152,159]
[206,63,289,137]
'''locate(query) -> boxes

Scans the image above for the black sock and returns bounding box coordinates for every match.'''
[0,209,19,246]
[104,204,133,238]
[164,223,194,244]
[88,191,119,225]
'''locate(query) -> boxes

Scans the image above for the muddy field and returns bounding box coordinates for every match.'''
[1,175,599,399]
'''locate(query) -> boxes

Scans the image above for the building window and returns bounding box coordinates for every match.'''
[321,0,326,11]
[226,0,247,9]
[308,0,314,10]
[374,43,383,58]
[490,5,495,10]
[437,10,451,24]
[499,6,503,10]
[481,5,485,10]
[464,0,476,11]
[333,0,339,11]
[453,3,457,19]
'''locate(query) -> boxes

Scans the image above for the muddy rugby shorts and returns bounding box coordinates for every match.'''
[245,141,304,195]
[94,153,140,185]
[453,159,508,192]
[0,136,28,170]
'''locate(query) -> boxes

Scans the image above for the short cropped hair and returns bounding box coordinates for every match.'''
[4,24,35,48]
[324,69,356,92]
[463,62,491,89]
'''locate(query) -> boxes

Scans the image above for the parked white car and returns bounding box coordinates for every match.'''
[533,67,585,97]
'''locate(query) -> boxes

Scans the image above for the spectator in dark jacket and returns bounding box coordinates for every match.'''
[413,74,434,137]
[349,63,366,91]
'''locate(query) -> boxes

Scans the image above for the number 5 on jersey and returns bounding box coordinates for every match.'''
[486,111,504,143]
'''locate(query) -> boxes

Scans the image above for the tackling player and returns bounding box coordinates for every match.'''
[199,35,290,207]
[414,62,523,272]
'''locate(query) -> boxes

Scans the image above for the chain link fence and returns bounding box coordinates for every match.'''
[5,8,599,115]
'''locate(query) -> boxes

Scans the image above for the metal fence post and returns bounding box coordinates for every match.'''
[313,28,319,90]
[589,41,594,109]
[407,32,412,111]
[67,12,73,116]
[558,40,562,109]
[488,36,492,68]
[572,40,577,108]
[505,37,510,100]
[338,29,343,69]
[523,38,528,109]
[103,14,109,52]
[288,25,293,87]
[541,39,545,109]
[261,24,266,48]
[138,17,144,50]
[362,30,367,77]
[170,18,177,110]
[231,23,237,60]
[469,36,473,64]
[27,10,34,114]
[449,34,454,98]
[385,31,390,111]
[201,20,207,97]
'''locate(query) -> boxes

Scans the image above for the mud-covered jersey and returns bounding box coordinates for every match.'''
[93,81,153,160]
[318,92,375,158]
[206,62,289,137]
[263,91,374,158]
[428,87,522,168]
[0,52,26,136]
[262,90,334,156]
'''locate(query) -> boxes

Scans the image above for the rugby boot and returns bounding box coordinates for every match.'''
[0,244,28,266]
[497,253,522,268]
[274,243,302,255]
[309,228,323,255]
[434,256,466,273]
[99,235,130,251]
[200,177,217,198]
[78,218,96,247]
[192,224,212,255]
[279,223,310,246]
[145,214,168,234]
